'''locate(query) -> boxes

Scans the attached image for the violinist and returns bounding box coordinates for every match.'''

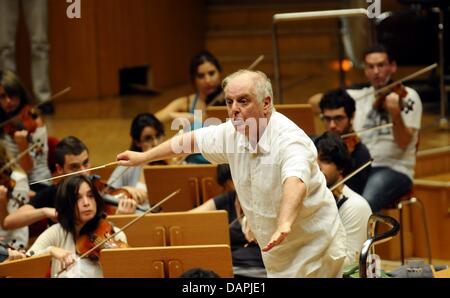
[0,70,52,193]
[319,88,371,195]
[107,113,165,201]
[26,175,128,278]
[346,44,422,212]
[314,132,372,266]
[3,136,139,232]
[0,145,30,250]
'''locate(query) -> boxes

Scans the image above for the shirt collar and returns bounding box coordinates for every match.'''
[235,113,273,155]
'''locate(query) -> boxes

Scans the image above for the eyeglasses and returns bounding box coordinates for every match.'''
[320,114,348,123]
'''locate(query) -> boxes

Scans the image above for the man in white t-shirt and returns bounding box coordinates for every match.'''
[117,70,348,277]
[314,131,372,265]
[346,44,422,212]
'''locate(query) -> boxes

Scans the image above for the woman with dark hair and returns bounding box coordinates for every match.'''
[155,50,223,125]
[0,70,52,193]
[26,175,127,277]
[107,113,164,197]
[155,51,223,164]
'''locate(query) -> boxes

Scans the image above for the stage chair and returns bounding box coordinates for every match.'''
[143,164,224,212]
[206,104,316,135]
[107,211,230,247]
[0,254,51,278]
[100,245,233,278]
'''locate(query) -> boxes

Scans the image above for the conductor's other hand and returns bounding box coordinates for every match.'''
[261,224,291,252]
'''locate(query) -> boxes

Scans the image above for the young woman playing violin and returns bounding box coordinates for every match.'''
[25,175,128,278]
[0,70,52,193]
[0,145,31,251]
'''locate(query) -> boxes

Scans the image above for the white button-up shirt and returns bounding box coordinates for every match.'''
[195,112,347,277]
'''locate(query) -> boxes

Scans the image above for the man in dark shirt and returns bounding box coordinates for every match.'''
[319,89,371,194]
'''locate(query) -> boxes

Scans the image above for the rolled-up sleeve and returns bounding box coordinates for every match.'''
[280,134,316,189]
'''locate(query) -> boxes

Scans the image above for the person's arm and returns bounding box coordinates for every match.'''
[117,131,197,167]
[262,177,306,252]
[3,204,56,230]
[155,97,186,123]
[385,92,414,149]
[13,130,33,173]
[27,225,74,271]
[189,199,217,213]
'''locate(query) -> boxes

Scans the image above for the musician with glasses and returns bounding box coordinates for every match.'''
[319,88,371,195]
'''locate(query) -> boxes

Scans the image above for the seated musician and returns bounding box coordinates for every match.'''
[347,44,422,212]
[314,132,372,265]
[107,113,165,195]
[190,164,265,273]
[25,175,128,278]
[0,70,52,193]
[3,136,143,232]
[319,88,371,194]
[0,145,30,250]
[155,50,224,164]
[310,44,422,212]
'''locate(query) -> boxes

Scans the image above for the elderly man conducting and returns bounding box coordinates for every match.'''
[117,70,347,277]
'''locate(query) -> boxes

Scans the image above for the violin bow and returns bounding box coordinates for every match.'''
[355,63,437,101]
[341,123,394,139]
[54,189,180,277]
[329,160,373,192]
[0,87,71,129]
[0,142,40,174]
[207,55,264,107]
[29,161,120,186]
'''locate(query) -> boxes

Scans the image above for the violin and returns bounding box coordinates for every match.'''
[91,176,132,215]
[0,169,16,193]
[75,219,128,262]
[373,83,407,111]
[2,105,40,137]
[90,175,149,214]
[343,134,360,155]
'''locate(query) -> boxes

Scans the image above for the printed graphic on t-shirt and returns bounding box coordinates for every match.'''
[364,109,391,137]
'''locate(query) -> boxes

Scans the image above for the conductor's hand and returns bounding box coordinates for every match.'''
[117,150,148,167]
[261,224,291,252]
